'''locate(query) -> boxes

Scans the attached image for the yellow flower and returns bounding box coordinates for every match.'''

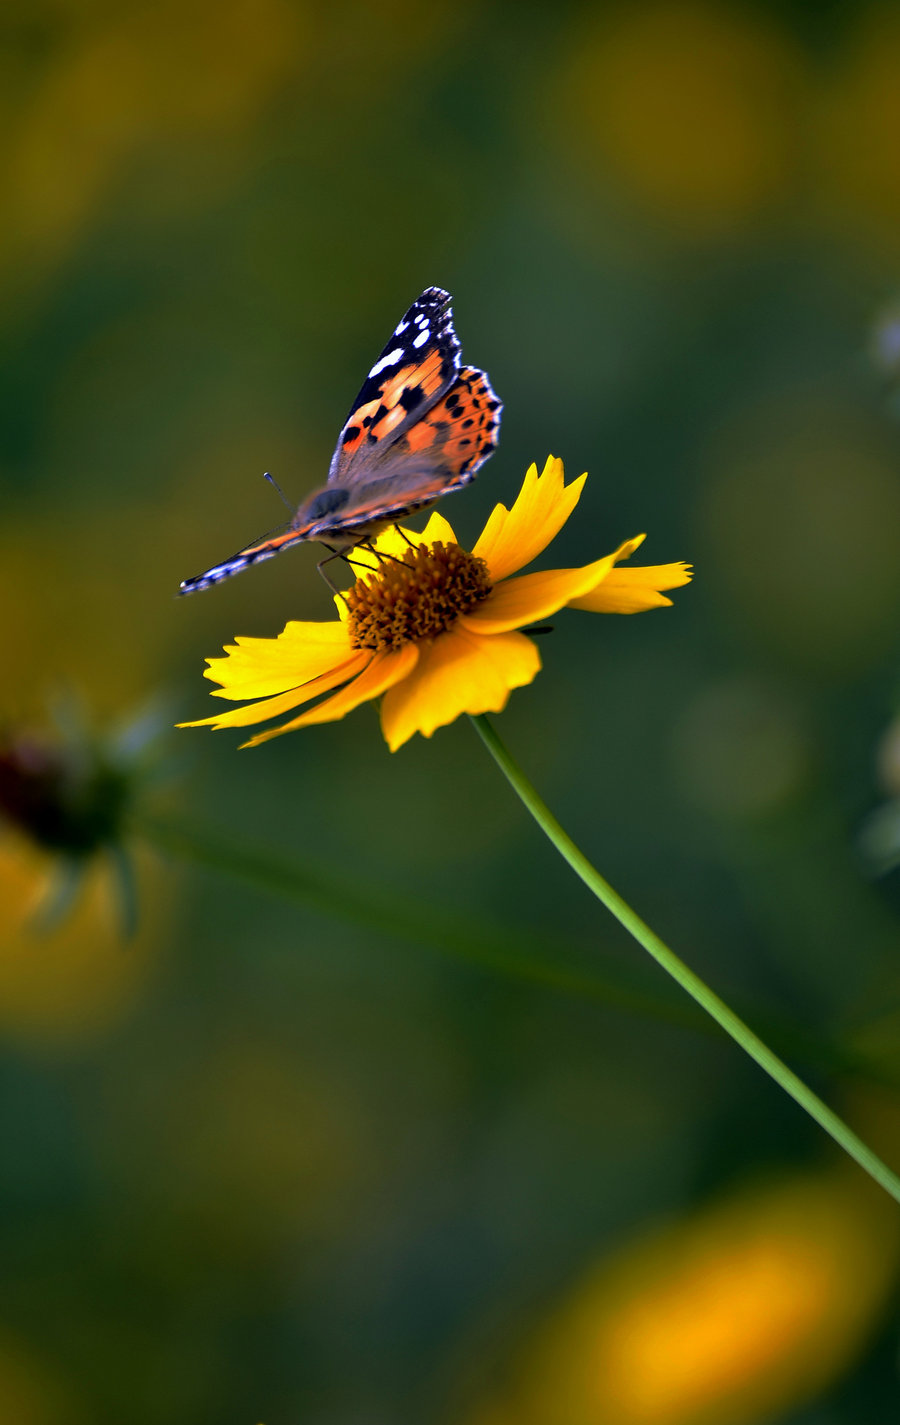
[0,702,166,943]
[180,457,692,752]
[0,833,162,1046]
[465,1171,900,1425]
[0,707,169,1040]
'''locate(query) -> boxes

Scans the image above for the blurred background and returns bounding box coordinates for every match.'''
[2,1,900,1421]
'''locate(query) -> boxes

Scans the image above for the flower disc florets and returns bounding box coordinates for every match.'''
[346,540,493,651]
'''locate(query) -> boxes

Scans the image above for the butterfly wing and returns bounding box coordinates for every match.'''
[178,523,306,594]
[327,286,461,484]
[293,366,502,541]
[382,365,502,476]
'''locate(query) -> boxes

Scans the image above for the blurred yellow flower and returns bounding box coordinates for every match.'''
[2,0,305,281]
[467,1171,900,1425]
[0,714,167,1042]
[0,833,160,1046]
[0,1327,75,1425]
[816,10,900,251]
[555,1,802,237]
[180,456,692,751]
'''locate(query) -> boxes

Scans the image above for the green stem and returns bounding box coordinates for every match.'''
[471,714,900,1206]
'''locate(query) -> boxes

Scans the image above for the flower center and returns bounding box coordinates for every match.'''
[346,541,493,651]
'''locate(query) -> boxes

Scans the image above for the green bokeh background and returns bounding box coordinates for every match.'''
[3,2,900,1422]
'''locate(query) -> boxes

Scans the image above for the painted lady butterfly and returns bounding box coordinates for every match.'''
[179,287,502,594]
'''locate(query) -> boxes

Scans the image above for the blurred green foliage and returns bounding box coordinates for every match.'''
[2,2,900,1422]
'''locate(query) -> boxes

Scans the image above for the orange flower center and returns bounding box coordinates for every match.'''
[346,541,493,651]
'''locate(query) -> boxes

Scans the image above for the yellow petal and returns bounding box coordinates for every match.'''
[460,555,620,635]
[177,652,371,729]
[607,533,647,561]
[473,456,587,582]
[343,533,404,579]
[380,628,541,751]
[414,510,458,546]
[241,643,419,747]
[376,510,459,557]
[203,620,352,699]
[570,560,694,613]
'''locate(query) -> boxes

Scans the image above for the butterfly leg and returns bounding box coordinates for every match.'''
[360,539,411,568]
[393,526,427,556]
[316,545,354,597]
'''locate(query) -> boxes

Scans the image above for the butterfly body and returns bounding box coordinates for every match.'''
[179,287,502,594]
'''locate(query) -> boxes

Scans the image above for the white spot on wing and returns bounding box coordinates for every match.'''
[368,347,404,378]
[413,328,430,348]
[394,320,409,334]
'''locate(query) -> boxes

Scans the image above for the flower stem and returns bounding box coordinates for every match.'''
[471,713,900,1206]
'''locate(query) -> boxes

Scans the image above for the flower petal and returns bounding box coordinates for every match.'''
[473,456,587,582]
[380,627,541,751]
[344,533,405,579]
[204,621,352,700]
[178,652,371,730]
[569,560,694,613]
[414,510,458,546]
[460,555,621,635]
[240,643,419,748]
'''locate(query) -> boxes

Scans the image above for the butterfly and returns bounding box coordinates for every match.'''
[178,286,502,594]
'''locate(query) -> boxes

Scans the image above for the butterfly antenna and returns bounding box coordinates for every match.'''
[263,470,295,514]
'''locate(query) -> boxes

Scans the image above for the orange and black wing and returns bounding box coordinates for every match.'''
[382,365,502,481]
[327,286,461,485]
[178,291,500,593]
[178,524,309,594]
[292,366,502,541]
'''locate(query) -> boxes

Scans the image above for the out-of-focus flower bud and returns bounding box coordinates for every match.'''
[0,698,168,936]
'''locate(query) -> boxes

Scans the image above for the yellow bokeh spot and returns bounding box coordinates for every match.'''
[470,1171,900,1425]
[555,1,802,236]
[0,835,163,1046]
[817,11,900,250]
[700,392,900,673]
[599,1219,837,1420]
[1,0,306,282]
[0,1329,76,1425]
